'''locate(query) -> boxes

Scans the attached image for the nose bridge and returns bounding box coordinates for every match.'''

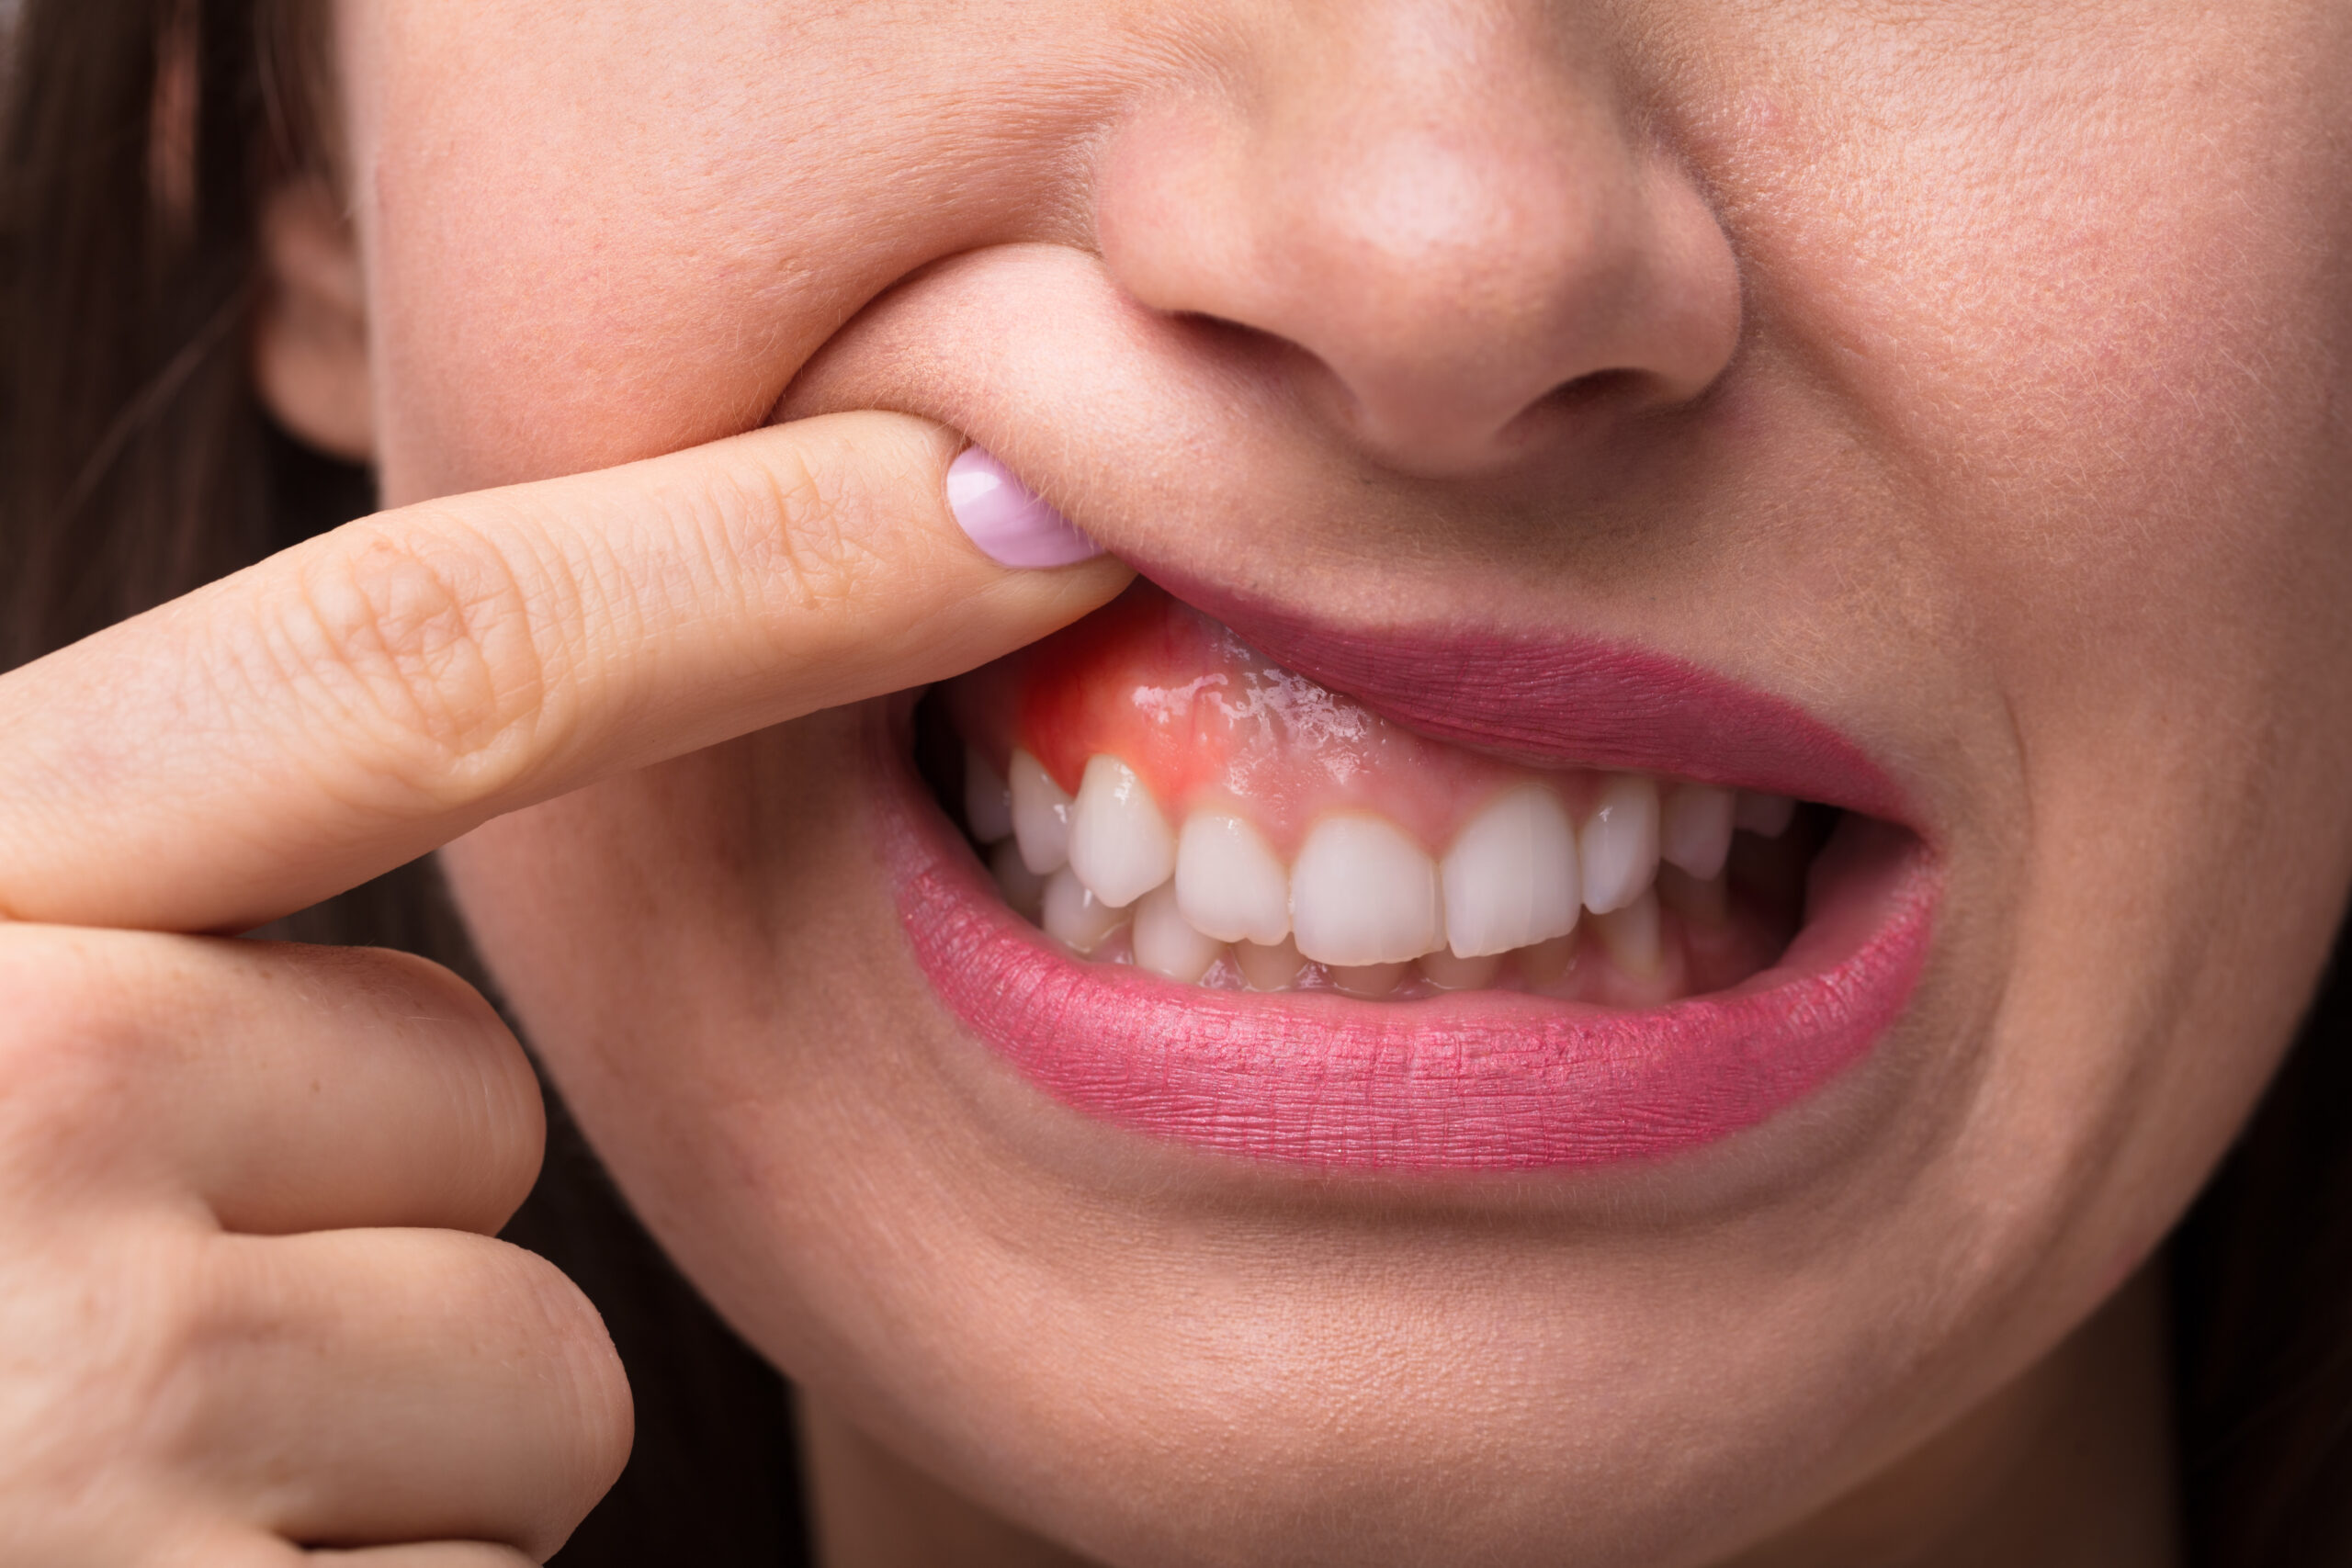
[1099,0,1741,476]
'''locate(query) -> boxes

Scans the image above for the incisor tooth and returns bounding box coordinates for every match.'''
[1132,882,1225,983]
[1235,937,1305,991]
[1419,948,1500,989]
[1596,887,1662,977]
[1440,785,1580,958]
[1291,813,1443,967]
[1175,811,1290,945]
[1735,791,1797,839]
[989,838,1047,921]
[1010,750,1073,874]
[1659,784,1735,881]
[1580,774,1660,916]
[1042,865,1125,953]
[1330,962,1409,998]
[1068,754,1175,908]
[965,747,1013,844]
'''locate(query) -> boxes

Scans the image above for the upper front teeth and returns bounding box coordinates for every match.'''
[1439,784,1580,959]
[1068,754,1176,908]
[1174,811,1291,946]
[1292,813,1445,967]
[989,747,1788,983]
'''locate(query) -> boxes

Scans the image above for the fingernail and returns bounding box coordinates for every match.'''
[946,445,1102,569]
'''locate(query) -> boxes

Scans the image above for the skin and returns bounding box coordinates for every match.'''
[1,0,2346,1562]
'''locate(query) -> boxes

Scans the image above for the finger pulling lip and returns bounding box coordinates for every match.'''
[879,716,1939,1173]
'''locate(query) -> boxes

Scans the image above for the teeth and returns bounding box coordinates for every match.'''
[1174,811,1291,946]
[1235,937,1305,991]
[1659,784,1735,881]
[1595,886,1662,977]
[1131,882,1225,984]
[1419,948,1500,990]
[989,838,1048,921]
[1010,750,1074,875]
[1330,962,1410,999]
[1042,864,1126,954]
[1290,813,1443,967]
[1579,774,1660,916]
[1440,785,1580,959]
[1735,791,1797,839]
[965,747,1014,844]
[1068,755,1176,908]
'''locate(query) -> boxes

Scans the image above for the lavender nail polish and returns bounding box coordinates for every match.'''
[945,446,1102,569]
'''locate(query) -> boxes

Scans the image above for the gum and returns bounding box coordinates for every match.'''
[944,583,1619,859]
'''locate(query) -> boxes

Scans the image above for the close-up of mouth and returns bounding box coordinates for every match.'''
[884,575,1939,1173]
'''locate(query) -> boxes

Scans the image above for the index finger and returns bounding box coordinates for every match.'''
[0,413,1128,932]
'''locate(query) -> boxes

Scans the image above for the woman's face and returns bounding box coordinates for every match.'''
[322,0,2352,1560]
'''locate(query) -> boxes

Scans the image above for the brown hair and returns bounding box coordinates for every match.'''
[3,1,2346,1561]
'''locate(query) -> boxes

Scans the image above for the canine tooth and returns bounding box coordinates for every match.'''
[1042,865,1125,954]
[1596,887,1662,977]
[1660,784,1735,881]
[1290,813,1444,967]
[1175,811,1290,945]
[965,747,1014,844]
[1010,750,1074,874]
[1067,755,1175,908]
[1419,948,1500,990]
[1579,774,1660,916]
[1330,962,1410,998]
[1440,785,1580,959]
[1132,883,1225,984]
[989,839,1047,921]
[1236,937,1305,991]
[1735,791,1797,839]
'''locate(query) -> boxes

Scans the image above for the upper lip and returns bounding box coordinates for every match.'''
[1132,570,1912,825]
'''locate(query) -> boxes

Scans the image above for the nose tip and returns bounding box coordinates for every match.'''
[1097,26,1742,477]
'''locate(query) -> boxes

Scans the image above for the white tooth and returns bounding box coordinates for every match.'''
[1235,937,1305,991]
[1439,784,1580,959]
[1068,754,1176,908]
[1735,791,1797,839]
[1660,784,1736,880]
[1419,948,1500,990]
[1131,882,1225,984]
[1329,962,1410,999]
[1290,813,1443,967]
[989,838,1047,921]
[1519,931,1578,988]
[1042,865,1126,954]
[964,747,1014,844]
[1010,749,1074,874]
[1595,886,1662,977]
[1579,774,1661,916]
[1174,811,1290,945]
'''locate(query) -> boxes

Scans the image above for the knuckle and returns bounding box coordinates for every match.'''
[270,514,562,808]
[729,446,888,615]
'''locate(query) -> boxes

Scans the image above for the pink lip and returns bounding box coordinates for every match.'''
[1136,571,1914,826]
[881,724,1939,1173]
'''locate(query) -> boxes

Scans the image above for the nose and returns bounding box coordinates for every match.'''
[1095,3,1742,477]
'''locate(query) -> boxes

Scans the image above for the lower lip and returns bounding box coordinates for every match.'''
[878,734,1939,1174]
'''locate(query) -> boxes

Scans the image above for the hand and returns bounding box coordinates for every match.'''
[0,413,1128,1564]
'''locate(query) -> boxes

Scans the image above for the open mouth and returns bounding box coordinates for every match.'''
[881,582,1937,1172]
